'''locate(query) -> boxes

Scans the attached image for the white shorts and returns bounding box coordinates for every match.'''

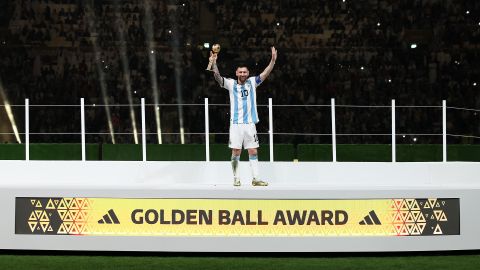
[229,123,259,149]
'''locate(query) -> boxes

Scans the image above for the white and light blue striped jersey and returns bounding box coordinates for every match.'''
[222,76,262,124]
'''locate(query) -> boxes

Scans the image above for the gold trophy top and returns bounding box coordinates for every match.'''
[206,44,221,71]
[212,44,221,54]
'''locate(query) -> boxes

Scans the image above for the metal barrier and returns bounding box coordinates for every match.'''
[1,98,480,162]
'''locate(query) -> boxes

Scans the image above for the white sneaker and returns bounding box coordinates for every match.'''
[233,177,241,187]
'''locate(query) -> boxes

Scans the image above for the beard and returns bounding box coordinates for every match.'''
[238,76,248,84]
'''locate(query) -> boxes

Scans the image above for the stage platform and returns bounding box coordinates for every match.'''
[1,161,479,252]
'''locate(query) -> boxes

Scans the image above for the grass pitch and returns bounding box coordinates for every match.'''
[1,253,480,270]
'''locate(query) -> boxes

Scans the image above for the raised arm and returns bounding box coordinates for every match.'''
[259,46,277,83]
[210,52,223,86]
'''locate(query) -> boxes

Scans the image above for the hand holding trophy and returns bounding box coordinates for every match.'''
[206,43,221,71]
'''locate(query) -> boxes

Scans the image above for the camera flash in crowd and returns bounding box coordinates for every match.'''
[466,10,470,14]
[203,43,210,48]
[410,43,417,49]
[276,22,280,26]
[413,137,417,142]
[151,50,154,54]
[360,66,364,70]
[474,82,477,86]
[377,22,381,26]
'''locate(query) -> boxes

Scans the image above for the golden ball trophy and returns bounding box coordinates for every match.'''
[206,43,221,71]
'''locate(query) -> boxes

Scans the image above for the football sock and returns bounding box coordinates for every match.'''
[249,154,259,179]
[231,155,240,177]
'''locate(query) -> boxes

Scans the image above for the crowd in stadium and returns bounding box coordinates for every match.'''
[0,0,479,144]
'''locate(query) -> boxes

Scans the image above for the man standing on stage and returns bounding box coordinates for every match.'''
[210,46,277,186]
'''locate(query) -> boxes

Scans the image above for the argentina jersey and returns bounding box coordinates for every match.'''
[222,76,262,124]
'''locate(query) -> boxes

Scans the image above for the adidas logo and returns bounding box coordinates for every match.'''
[359,210,381,225]
[98,209,120,224]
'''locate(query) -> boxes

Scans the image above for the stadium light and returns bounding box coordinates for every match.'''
[114,0,140,144]
[168,9,186,144]
[144,0,163,144]
[86,3,116,144]
[0,80,21,143]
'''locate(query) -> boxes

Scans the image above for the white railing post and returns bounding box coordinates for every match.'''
[331,98,336,162]
[81,98,85,161]
[141,98,146,162]
[268,98,274,162]
[443,100,447,162]
[25,98,29,161]
[392,99,396,162]
[205,98,210,162]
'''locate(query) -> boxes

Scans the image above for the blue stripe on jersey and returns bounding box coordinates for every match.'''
[255,75,262,85]
[241,84,249,124]
[247,80,258,123]
[233,81,239,124]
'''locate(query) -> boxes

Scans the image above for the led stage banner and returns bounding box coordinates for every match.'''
[15,198,459,237]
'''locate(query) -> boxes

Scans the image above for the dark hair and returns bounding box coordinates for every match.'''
[236,64,249,70]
